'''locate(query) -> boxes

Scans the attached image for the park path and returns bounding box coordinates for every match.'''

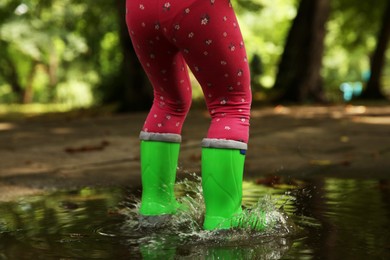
[0,105,389,201]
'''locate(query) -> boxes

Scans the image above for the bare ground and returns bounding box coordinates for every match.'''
[0,104,389,201]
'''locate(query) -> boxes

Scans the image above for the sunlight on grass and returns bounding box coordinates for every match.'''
[0,104,78,116]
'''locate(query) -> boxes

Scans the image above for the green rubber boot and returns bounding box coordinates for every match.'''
[139,140,180,216]
[202,147,244,230]
[202,146,266,231]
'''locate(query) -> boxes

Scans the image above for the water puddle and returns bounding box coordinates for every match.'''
[0,176,389,259]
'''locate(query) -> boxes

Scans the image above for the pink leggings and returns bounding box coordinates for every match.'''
[126,0,251,144]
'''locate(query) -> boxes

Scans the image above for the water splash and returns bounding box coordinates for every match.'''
[118,174,298,256]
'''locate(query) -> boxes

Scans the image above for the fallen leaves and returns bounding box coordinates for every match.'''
[309,159,333,166]
[255,175,303,188]
[64,140,110,154]
[310,159,352,167]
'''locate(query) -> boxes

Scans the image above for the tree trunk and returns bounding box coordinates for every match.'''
[113,0,152,112]
[47,47,59,102]
[22,61,38,104]
[360,1,390,100]
[3,55,24,103]
[273,0,330,103]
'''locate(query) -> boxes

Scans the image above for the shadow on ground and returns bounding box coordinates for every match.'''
[0,104,389,201]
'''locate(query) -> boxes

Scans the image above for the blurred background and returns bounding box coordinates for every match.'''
[0,0,389,115]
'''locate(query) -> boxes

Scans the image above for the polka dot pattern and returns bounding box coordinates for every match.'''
[126,0,251,143]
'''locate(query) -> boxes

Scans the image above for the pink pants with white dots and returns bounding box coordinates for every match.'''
[126,0,251,144]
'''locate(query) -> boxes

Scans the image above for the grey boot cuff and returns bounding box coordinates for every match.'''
[139,131,182,143]
[201,138,248,150]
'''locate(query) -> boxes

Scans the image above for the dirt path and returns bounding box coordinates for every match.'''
[1,105,389,201]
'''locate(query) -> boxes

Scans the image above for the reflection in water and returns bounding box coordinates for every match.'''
[116,176,296,259]
[0,178,389,259]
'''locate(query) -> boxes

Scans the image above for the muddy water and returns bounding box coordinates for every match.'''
[0,177,389,259]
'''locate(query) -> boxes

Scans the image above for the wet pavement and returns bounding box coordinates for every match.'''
[0,104,389,201]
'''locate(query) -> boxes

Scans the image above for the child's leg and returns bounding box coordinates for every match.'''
[174,0,251,144]
[172,0,252,229]
[126,1,192,136]
[126,1,192,216]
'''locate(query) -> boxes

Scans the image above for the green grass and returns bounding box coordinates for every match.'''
[0,104,118,120]
[0,104,75,115]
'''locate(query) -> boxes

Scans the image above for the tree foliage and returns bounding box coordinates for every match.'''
[0,0,388,110]
[0,0,118,106]
[323,0,389,100]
